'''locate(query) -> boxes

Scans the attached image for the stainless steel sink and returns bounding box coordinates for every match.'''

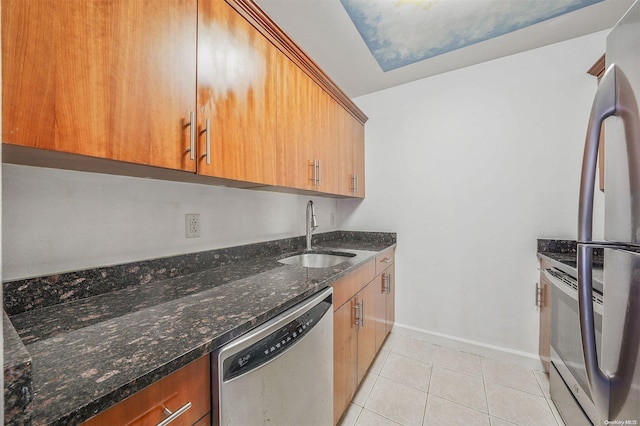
[278,251,355,268]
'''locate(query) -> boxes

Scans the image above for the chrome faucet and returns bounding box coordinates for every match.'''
[306,200,318,250]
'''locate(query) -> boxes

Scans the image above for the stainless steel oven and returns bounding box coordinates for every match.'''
[545,266,604,425]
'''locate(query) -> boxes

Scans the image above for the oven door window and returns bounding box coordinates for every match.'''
[551,281,602,399]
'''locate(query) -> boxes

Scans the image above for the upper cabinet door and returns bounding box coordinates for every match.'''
[336,106,355,197]
[352,118,366,198]
[276,52,316,191]
[2,0,198,171]
[197,0,277,185]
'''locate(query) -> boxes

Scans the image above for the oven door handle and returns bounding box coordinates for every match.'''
[577,62,640,421]
[577,244,611,419]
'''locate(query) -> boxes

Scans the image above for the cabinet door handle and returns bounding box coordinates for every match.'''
[381,273,388,293]
[187,112,195,160]
[157,401,192,426]
[355,174,359,194]
[353,298,361,327]
[201,118,211,165]
[316,159,321,186]
[310,159,317,185]
[360,299,365,327]
[386,272,392,294]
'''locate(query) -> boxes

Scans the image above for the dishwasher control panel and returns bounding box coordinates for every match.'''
[222,294,332,381]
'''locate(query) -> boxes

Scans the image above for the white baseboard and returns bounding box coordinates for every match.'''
[391,322,545,371]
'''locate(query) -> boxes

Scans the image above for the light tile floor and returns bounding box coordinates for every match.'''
[338,333,565,426]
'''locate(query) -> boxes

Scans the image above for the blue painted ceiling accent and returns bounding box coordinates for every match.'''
[340,0,603,72]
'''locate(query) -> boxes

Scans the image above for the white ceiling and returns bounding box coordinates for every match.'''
[253,0,635,98]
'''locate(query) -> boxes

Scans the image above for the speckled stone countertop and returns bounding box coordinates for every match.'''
[537,238,604,268]
[537,238,579,267]
[3,231,396,425]
[537,238,605,290]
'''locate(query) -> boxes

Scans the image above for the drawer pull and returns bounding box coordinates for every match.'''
[382,272,392,294]
[353,299,361,327]
[157,401,192,426]
[380,258,391,264]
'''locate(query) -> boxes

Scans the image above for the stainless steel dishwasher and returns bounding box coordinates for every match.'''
[213,287,333,426]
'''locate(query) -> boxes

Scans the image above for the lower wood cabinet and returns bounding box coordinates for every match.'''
[375,263,395,352]
[82,355,210,426]
[333,296,359,425]
[357,280,378,384]
[332,248,396,424]
[538,262,552,373]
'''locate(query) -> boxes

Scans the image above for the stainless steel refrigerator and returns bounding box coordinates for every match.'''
[578,0,640,423]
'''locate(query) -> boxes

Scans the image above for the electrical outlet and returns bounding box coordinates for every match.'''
[185,214,200,238]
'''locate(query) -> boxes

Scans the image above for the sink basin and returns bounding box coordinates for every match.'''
[278,251,355,268]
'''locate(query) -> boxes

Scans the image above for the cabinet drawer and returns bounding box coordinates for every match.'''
[331,260,375,310]
[83,355,210,426]
[375,247,395,276]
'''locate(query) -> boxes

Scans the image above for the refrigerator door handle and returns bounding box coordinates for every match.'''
[577,63,640,421]
[579,64,617,244]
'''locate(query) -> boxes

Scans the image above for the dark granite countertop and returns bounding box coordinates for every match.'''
[3,231,396,425]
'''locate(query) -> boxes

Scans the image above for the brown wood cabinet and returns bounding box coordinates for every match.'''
[538,263,552,373]
[331,247,396,424]
[82,355,210,426]
[196,0,278,185]
[2,0,198,172]
[331,261,374,424]
[336,106,366,197]
[2,0,367,197]
[352,119,366,198]
[375,263,395,351]
[357,280,378,383]
[276,52,320,192]
[333,294,359,425]
[275,52,344,195]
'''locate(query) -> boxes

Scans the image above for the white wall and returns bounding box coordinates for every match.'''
[2,164,339,280]
[339,31,608,363]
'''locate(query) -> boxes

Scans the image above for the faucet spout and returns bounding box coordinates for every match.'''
[306,200,318,250]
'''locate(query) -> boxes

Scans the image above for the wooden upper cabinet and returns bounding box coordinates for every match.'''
[2,0,198,172]
[336,105,365,197]
[336,106,355,196]
[352,119,366,198]
[3,0,367,196]
[276,52,317,191]
[276,52,346,195]
[196,0,277,185]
